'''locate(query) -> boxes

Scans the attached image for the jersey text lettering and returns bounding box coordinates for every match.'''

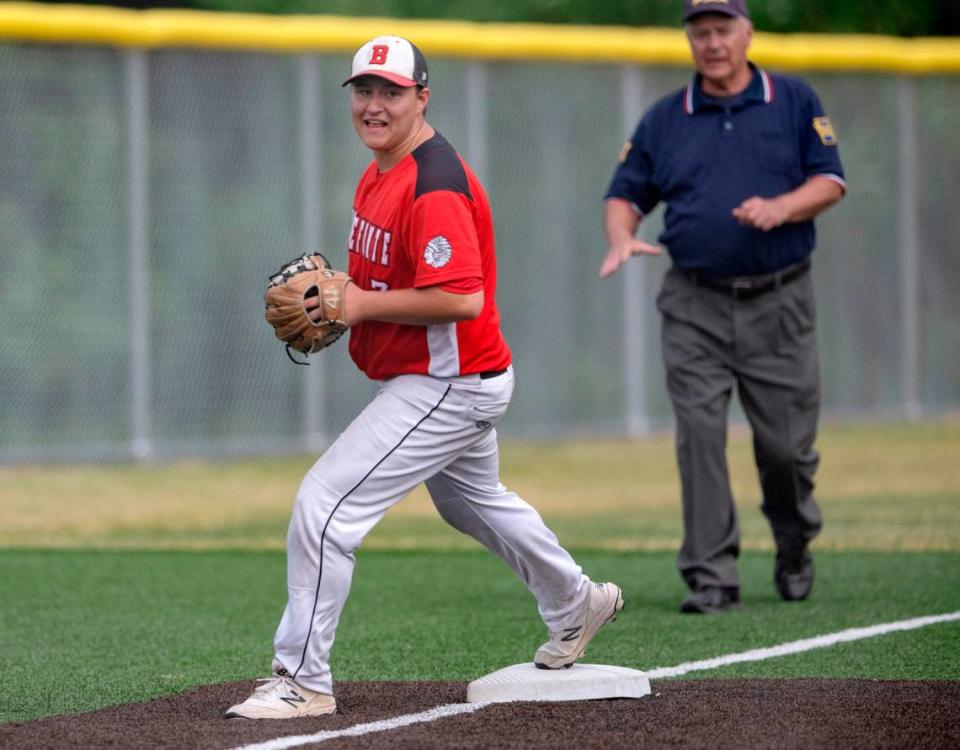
[348,210,392,267]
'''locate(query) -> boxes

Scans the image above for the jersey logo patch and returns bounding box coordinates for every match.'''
[618,141,632,163]
[424,236,453,268]
[813,117,838,146]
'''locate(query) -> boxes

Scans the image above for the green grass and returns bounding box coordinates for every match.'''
[2,420,959,724]
[2,548,959,724]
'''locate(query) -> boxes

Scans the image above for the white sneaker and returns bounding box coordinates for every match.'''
[225,665,336,719]
[534,581,624,669]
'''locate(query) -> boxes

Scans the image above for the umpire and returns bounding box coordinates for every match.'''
[600,0,846,613]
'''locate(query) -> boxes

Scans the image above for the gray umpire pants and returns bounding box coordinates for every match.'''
[657,264,823,591]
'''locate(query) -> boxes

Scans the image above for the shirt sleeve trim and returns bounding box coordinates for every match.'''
[808,173,847,192]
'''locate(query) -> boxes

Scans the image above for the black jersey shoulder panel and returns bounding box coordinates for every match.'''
[412,132,473,201]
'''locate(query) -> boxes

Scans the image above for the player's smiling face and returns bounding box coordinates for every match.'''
[350,76,429,159]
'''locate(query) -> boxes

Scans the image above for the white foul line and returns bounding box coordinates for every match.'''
[230,610,960,750]
[232,702,492,750]
[646,609,960,679]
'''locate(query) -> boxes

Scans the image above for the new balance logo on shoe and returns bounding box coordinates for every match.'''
[280,691,307,707]
[560,626,583,642]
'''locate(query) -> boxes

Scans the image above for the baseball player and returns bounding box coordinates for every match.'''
[227,35,623,719]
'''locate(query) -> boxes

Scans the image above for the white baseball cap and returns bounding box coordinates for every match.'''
[342,36,429,88]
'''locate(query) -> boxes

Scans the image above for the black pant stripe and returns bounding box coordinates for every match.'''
[293,384,453,679]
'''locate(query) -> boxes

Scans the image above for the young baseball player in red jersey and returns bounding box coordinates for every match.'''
[226,36,623,719]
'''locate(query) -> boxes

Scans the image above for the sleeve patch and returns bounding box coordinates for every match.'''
[813,117,838,146]
[424,236,453,268]
[618,141,633,163]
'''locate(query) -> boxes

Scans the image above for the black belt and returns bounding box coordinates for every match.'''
[680,259,811,300]
[479,368,508,380]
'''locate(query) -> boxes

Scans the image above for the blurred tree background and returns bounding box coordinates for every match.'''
[31,0,960,37]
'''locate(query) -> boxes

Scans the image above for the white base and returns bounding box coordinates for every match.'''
[466,663,651,704]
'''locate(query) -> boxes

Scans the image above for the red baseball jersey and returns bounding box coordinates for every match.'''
[346,132,512,380]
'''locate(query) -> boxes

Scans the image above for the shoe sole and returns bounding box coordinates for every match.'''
[534,586,624,670]
[224,706,337,719]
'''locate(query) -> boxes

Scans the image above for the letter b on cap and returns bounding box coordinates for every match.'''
[369,45,389,65]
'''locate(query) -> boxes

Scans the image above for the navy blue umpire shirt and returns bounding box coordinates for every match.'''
[606,63,846,278]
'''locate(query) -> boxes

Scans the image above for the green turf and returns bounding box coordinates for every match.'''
[2,548,958,724]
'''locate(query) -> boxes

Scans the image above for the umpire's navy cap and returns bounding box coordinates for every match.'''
[683,0,750,22]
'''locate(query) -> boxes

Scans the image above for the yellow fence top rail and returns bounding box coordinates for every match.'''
[2,2,959,74]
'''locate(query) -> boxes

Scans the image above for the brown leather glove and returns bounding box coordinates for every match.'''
[264,254,351,362]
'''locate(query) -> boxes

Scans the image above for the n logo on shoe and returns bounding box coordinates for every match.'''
[560,625,583,642]
[280,691,307,708]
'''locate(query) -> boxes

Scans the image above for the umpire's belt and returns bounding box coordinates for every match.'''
[680,258,811,301]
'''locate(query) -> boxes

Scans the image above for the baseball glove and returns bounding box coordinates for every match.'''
[264,253,351,363]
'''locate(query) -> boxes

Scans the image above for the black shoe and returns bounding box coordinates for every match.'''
[775,546,814,601]
[680,586,741,614]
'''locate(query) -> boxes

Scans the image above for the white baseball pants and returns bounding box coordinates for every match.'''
[272,367,590,694]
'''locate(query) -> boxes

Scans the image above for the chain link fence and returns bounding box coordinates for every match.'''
[1,39,958,463]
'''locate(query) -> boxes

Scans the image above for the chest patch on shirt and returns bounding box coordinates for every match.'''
[812,117,838,146]
[424,236,453,268]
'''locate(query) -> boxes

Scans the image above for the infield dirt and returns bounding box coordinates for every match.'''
[3,678,959,749]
